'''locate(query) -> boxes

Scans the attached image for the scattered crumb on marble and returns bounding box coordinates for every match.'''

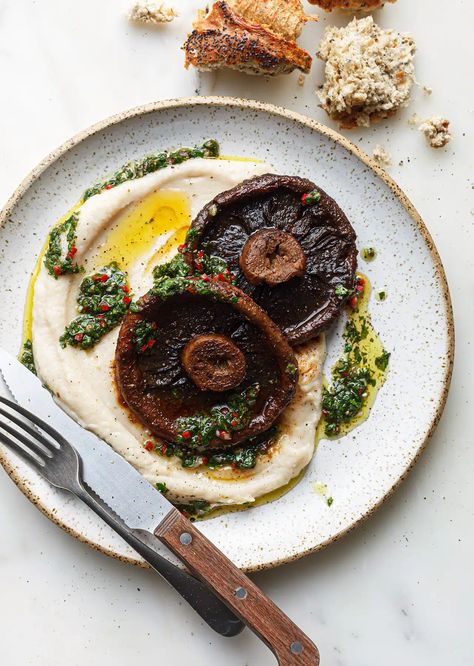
[128,1,178,24]
[316,17,416,128]
[297,74,306,86]
[418,116,452,148]
[313,482,328,496]
[372,144,392,167]
[408,113,420,126]
[422,85,433,95]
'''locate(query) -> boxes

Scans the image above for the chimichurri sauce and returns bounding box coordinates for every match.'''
[319,274,390,438]
[60,263,132,350]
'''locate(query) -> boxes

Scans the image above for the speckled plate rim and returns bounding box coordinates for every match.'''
[0,97,455,572]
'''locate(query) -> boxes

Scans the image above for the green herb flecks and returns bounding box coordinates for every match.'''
[44,212,83,278]
[301,189,321,206]
[156,482,168,494]
[335,284,352,299]
[375,350,391,371]
[327,496,334,507]
[157,427,275,472]
[134,320,158,354]
[82,140,220,201]
[150,250,235,302]
[286,362,298,377]
[175,500,211,520]
[175,383,260,450]
[20,339,36,375]
[60,263,132,350]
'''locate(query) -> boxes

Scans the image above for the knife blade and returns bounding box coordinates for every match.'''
[0,347,177,534]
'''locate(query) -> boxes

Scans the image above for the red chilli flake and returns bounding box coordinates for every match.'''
[122,295,131,305]
[177,244,186,254]
[182,430,191,440]
[105,184,114,190]
[100,304,110,312]
[144,441,154,451]
[201,456,208,466]
[53,265,62,276]
[74,333,84,342]
[100,274,108,283]
[349,295,358,309]
[121,285,130,293]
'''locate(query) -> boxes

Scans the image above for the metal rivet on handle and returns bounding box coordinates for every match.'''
[180,532,192,545]
[290,642,304,655]
[234,586,248,599]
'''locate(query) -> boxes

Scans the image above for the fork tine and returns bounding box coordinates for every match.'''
[0,405,57,454]
[0,430,44,471]
[0,418,51,461]
[0,396,68,448]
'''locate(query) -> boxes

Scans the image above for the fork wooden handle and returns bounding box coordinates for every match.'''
[155,508,320,665]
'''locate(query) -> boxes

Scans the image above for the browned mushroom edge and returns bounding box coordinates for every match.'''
[187,173,358,345]
[115,276,298,455]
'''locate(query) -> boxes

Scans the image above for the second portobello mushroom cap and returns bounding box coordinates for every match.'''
[187,174,358,345]
[115,277,298,451]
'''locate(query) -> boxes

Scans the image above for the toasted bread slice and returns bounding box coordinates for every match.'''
[227,0,317,42]
[311,0,395,10]
[183,1,312,76]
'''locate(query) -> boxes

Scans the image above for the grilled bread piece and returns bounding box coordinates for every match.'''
[183,1,312,76]
[309,0,395,10]
[227,0,317,42]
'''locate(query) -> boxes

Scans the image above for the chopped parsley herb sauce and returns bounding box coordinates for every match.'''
[134,320,158,354]
[60,263,132,349]
[375,350,391,371]
[149,249,236,302]
[301,189,321,206]
[82,140,220,201]
[321,306,390,438]
[44,212,83,278]
[20,339,36,375]
[376,290,387,301]
[148,427,275,472]
[175,500,211,520]
[156,481,168,494]
[175,383,260,450]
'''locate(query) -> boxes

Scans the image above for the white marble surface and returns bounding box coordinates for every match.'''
[0,0,473,664]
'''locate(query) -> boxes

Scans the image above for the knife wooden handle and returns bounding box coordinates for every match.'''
[155,508,320,665]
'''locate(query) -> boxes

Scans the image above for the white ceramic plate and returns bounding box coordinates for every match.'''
[0,98,453,572]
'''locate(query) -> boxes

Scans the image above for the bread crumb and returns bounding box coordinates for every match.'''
[316,17,416,128]
[408,113,420,126]
[297,74,306,86]
[372,145,392,167]
[422,85,433,95]
[418,116,452,148]
[128,1,178,24]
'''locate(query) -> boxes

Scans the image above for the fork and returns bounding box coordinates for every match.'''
[0,395,244,637]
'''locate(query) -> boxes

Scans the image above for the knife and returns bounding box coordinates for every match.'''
[0,350,244,638]
[0,349,320,665]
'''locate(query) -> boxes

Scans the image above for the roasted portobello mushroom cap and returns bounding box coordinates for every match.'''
[187,174,357,344]
[115,278,298,450]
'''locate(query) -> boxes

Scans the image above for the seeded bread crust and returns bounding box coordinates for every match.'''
[183,1,312,76]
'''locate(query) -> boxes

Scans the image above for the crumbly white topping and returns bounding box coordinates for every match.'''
[297,74,306,86]
[418,116,452,148]
[317,16,416,128]
[128,1,178,24]
[372,144,392,167]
